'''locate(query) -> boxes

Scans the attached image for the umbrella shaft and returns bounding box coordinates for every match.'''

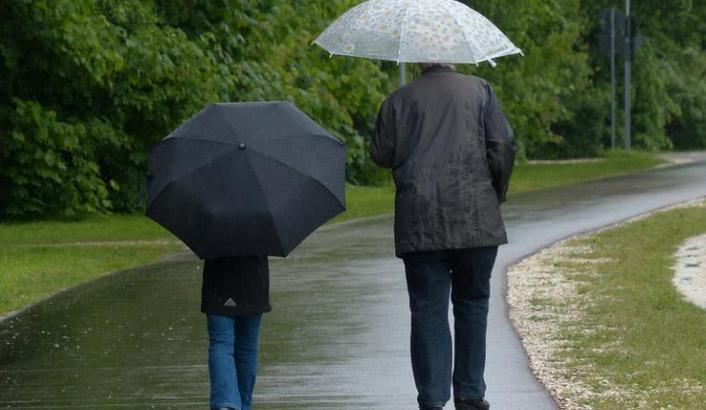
[399,63,407,86]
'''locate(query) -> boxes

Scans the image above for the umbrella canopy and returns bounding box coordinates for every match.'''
[146,102,346,259]
[314,0,522,66]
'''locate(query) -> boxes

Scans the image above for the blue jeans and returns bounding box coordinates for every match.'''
[207,314,263,410]
[402,246,498,407]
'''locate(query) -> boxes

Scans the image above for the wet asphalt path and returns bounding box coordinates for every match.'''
[1,160,706,409]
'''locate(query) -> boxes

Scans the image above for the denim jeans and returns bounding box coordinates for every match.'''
[207,314,263,410]
[402,246,498,407]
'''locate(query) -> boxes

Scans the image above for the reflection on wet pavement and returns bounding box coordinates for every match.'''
[2,161,706,409]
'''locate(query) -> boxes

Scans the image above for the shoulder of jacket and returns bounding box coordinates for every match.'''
[465,74,489,87]
[468,76,495,101]
[442,73,490,93]
[380,87,406,111]
[388,82,412,99]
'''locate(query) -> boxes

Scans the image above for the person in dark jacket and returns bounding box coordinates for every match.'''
[201,255,271,410]
[370,63,515,410]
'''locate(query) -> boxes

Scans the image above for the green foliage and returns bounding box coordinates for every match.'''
[465,0,593,158]
[237,1,393,184]
[580,0,706,150]
[0,0,228,218]
[155,0,393,184]
[0,99,112,217]
[665,48,706,149]
[631,44,675,151]
[0,0,704,218]
[463,0,604,159]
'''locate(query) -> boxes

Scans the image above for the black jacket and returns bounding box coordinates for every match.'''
[370,67,515,256]
[201,255,271,316]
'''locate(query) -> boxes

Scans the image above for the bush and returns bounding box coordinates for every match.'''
[665,48,706,149]
[0,0,228,217]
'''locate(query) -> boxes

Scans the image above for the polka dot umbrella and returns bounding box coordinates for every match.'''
[313,0,522,67]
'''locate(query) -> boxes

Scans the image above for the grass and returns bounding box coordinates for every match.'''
[549,204,706,408]
[510,150,661,194]
[332,184,396,223]
[0,150,665,316]
[0,215,183,316]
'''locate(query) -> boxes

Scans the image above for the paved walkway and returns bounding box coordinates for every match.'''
[2,159,706,409]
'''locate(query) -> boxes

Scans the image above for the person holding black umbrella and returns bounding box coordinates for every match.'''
[146,102,347,410]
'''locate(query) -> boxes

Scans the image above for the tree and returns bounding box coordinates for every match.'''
[1,0,704,219]
[0,0,229,217]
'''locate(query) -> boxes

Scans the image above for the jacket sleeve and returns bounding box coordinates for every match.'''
[369,98,396,169]
[483,82,516,203]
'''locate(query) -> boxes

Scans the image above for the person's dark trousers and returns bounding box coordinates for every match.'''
[402,246,498,408]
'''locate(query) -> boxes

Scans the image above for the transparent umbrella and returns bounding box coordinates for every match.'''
[314,0,522,67]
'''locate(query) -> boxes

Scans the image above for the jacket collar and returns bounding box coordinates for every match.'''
[421,65,456,75]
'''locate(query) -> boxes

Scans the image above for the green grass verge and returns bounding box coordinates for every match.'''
[332,183,396,223]
[0,150,664,316]
[0,215,183,316]
[510,150,661,194]
[554,204,706,408]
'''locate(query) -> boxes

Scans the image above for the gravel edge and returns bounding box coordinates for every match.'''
[506,197,706,409]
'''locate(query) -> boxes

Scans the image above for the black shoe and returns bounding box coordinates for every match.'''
[419,406,443,410]
[454,397,490,410]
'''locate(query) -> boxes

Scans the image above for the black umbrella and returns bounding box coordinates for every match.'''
[146,101,346,258]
